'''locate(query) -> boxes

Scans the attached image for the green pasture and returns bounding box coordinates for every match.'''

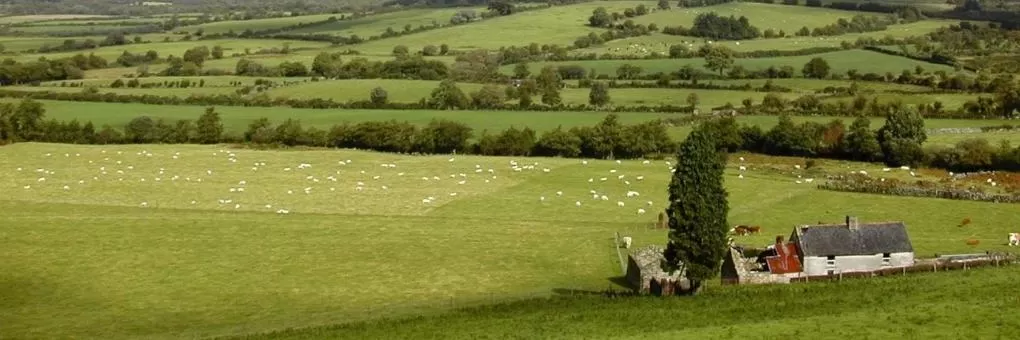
[0,14,113,24]
[9,24,153,34]
[927,131,1020,147]
[283,8,479,38]
[350,1,657,56]
[4,85,240,97]
[0,36,97,52]
[19,98,1007,139]
[78,53,444,79]
[820,92,980,110]
[183,14,346,35]
[20,17,166,26]
[39,75,312,87]
[510,49,958,77]
[634,2,878,34]
[821,0,956,11]
[1,143,1017,339]
[705,78,934,93]
[16,39,332,63]
[574,20,954,55]
[246,267,1020,339]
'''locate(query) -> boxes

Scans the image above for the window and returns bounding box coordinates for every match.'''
[825,255,836,274]
[882,253,891,267]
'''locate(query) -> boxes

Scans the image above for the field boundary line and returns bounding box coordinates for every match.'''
[614,232,626,275]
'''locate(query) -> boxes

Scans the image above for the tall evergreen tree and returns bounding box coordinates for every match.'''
[664,125,729,294]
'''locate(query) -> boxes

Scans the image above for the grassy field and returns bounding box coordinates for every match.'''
[17,98,1008,140]
[0,14,113,24]
[284,8,480,38]
[350,1,657,56]
[1,143,1017,339]
[8,24,152,34]
[510,49,959,77]
[927,131,1020,147]
[634,2,878,34]
[13,39,332,63]
[39,75,313,87]
[244,267,1020,339]
[574,20,955,55]
[183,14,346,35]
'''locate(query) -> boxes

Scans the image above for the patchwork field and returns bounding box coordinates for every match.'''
[634,2,879,33]
[12,39,332,63]
[1,143,1016,339]
[283,8,479,38]
[349,1,657,55]
[575,20,955,55]
[0,14,113,24]
[505,49,959,77]
[183,14,346,35]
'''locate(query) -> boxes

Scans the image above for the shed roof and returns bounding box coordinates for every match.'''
[794,221,913,257]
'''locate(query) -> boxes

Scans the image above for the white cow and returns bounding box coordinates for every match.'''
[1009,233,1019,247]
[621,236,632,249]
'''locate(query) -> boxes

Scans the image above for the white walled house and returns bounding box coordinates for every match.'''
[790,216,915,276]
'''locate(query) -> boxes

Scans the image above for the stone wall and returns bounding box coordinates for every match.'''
[626,245,687,294]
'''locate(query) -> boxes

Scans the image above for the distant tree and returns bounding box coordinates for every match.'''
[211,45,224,59]
[124,116,156,143]
[664,124,729,295]
[110,79,126,88]
[536,66,562,92]
[471,84,507,109]
[422,45,439,56]
[311,52,340,78]
[182,46,210,66]
[440,44,450,55]
[370,87,388,105]
[686,93,700,108]
[635,4,649,15]
[624,8,636,17]
[392,45,409,57]
[844,116,881,161]
[658,0,671,10]
[803,57,831,79]
[278,61,308,77]
[616,64,642,79]
[877,106,927,166]
[588,7,612,27]
[513,63,531,79]
[195,106,223,144]
[534,126,582,157]
[703,45,734,75]
[428,80,470,110]
[589,82,611,107]
[488,0,515,16]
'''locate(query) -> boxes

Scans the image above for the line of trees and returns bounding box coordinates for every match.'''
[3,98,1017,174]
[703,113,1020,171]
[796,14,897,37]
[662,13,761,40]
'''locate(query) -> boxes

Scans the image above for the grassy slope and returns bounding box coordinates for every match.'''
[1,143,1017,339]
[507,49,958,76]
[241,267,1020,340]
[284,8,478,38]
[12,39,332,63]
[634,2,873,33]
[575,20,954,55]
[350,1,657,56]
[0,14,112,24]
[184,14,346,35]
[19,98,1008,136]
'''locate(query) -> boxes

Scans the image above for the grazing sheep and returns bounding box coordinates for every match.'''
[621,236,632,249]
[575,201,582,207]
[637,208,646,214]
[617,201,625,207]
[738,166,746,171]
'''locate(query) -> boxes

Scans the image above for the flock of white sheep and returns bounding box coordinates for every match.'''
[9,148,688,217]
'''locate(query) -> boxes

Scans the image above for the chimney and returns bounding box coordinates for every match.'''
[846,216,859,230]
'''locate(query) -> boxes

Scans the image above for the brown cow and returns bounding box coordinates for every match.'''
[748,226,762,234]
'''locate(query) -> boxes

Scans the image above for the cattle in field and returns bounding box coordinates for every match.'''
[1009,233,1019,247]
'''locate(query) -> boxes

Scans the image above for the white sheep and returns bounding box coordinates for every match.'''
[637,208,646,214]
[621,236,632,249]
[617,201,625,207]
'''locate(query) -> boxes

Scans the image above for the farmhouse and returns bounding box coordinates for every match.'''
[791,216,915,276]
[723,216,916,284]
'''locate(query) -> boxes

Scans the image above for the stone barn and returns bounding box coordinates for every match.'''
[791,216,915,276]
[625,245,689,294]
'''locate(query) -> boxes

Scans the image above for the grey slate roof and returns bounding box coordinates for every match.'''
[794,222,913,257]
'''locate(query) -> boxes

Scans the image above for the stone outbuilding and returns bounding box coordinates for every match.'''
[625,245,689,295]
[791,216,915,276]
